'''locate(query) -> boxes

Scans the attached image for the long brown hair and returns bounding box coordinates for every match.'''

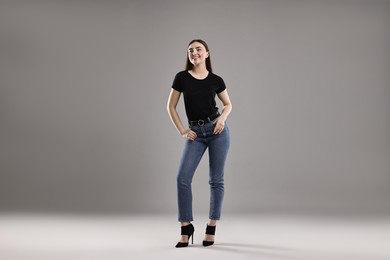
[185,39,213,73]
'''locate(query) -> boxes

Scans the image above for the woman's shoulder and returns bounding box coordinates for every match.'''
[175,70,188,77]
[209,72,224,81]
[172,71,190,82]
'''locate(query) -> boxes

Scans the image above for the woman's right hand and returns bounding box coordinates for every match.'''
[181,129,197,141]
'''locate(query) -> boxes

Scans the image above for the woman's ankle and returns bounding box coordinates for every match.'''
[208,219,217,226]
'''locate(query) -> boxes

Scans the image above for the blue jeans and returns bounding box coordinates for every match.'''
[177,121,230,222]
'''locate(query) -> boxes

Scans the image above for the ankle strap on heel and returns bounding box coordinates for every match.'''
[181,224,194,235]
[205,225,216,235]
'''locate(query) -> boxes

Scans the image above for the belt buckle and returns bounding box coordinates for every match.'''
[197,119,204,126]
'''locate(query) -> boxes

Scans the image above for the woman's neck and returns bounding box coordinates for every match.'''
[189,64,208,78]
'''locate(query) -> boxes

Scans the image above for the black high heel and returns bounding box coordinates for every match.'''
[202,225,216,247]
[175,224,194,248]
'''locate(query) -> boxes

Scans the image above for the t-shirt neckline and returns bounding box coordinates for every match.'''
[186,70,210,81]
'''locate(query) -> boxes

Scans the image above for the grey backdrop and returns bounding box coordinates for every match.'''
[1,0,389,216]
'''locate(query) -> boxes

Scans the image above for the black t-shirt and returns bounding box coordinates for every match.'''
[171,71,226,121]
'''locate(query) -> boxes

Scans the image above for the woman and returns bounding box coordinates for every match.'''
[167,39,232,248]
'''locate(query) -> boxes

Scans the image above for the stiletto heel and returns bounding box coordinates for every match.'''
[175,224,195,248]
[202,225,216,247]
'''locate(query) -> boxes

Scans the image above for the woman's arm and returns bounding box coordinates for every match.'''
[214,89,232,135]
[167,89,197,140]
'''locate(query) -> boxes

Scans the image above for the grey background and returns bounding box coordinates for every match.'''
[1,0,389,216]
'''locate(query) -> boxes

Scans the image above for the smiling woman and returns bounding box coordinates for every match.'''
[1,2,389,256]
[167,39,232,248]
[187,40,211,74]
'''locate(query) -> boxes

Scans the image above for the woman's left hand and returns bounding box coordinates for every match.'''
[213,118,225,135]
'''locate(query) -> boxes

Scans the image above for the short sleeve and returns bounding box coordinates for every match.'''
[171,72,183,92]
[215,77,226,94]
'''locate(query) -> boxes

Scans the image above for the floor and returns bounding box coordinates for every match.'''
[1,213,389,260]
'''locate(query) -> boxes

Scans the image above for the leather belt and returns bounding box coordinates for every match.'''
[189,111,220,127]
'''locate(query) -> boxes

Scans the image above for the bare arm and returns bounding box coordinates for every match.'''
[214,89,232,134]
[166,89,197,140]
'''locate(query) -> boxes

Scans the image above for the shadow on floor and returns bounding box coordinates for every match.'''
[203,242,385,260]
[204,242,300,259]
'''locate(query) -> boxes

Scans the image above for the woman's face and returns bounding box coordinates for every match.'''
[188,42,209,66]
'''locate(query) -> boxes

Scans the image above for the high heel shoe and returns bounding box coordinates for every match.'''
[175,223,194,248]
[202,225,216,247]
